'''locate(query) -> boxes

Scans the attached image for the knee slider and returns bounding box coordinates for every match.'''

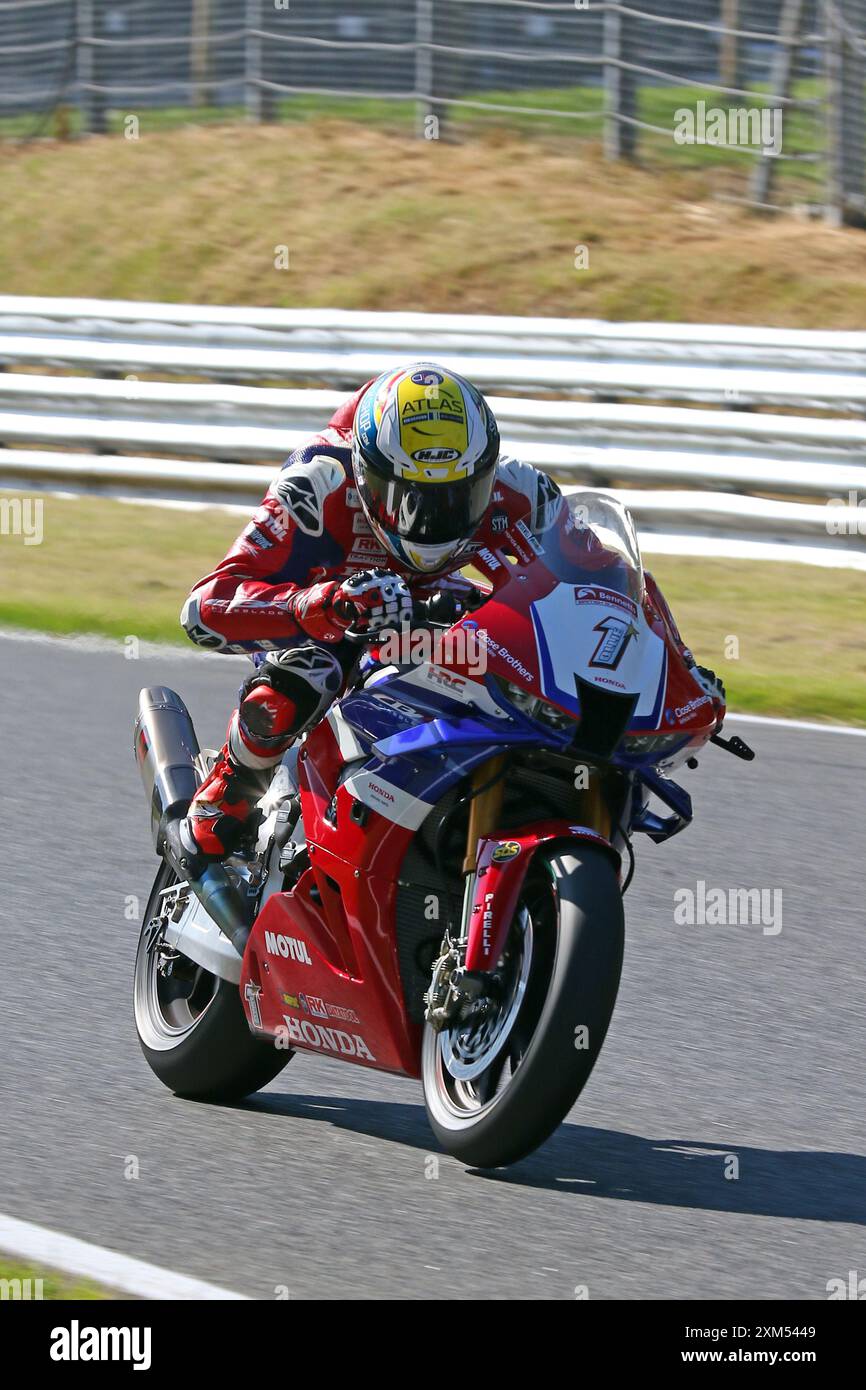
[257,646,343,729]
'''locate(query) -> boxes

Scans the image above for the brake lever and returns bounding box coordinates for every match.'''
[710,731,756,761]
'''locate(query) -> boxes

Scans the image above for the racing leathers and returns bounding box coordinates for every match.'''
[176,383,720,867]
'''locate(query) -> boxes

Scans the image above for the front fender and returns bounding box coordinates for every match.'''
[464,820,620,973]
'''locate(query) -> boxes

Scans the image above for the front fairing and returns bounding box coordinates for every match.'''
[454,493,715,764]
[335,492,713,790]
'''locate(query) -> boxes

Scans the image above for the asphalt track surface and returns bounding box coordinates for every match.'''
[1,631,864,1301]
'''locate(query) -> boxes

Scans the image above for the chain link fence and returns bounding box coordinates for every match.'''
[0,0,863,220]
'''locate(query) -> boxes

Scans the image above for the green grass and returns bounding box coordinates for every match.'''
[647,555,866,726]
[2,493,863,725]
[0,494,242,643]
[0,1258,109,1301]
[0,117,862,324]
[2,78,828,194]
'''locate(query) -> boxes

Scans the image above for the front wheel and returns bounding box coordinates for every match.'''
[134,860,290,1101]
[422,846,624,1168]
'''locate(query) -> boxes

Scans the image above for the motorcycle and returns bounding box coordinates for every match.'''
[133,491,753,1168]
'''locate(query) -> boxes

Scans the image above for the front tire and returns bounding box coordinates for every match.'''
[422,846,624,1168]
[134,861,290,1102]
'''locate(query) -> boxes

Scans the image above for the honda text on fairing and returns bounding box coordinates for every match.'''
[132,492,752,1168]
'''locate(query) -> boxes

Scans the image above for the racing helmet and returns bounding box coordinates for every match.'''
[352,363,500,573]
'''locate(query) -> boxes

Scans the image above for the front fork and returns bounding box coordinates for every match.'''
[458,753,508,943]
[458,754,614,940]
[425,756,508,1031]
[425,754,619,1029]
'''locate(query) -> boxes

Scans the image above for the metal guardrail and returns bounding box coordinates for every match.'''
[0,298,863,566]
[2,448,862,560]
[3,372,865,463]
[1,372,865,466]
[2,298,865,367]
[0,300,865,407]
[1,396,866,501]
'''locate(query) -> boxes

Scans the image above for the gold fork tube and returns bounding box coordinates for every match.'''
[462,755,507,876]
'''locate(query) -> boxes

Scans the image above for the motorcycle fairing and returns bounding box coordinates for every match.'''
[240,856,421,1076]
[529,582,667,726]
[238,500,718,1077]
[239,699,517,1076]
[460,526,716,746]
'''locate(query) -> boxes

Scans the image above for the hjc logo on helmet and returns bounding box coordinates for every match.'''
[411,448,461,463]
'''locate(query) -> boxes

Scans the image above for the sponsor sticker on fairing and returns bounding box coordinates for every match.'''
[300,993,328,1019]
[283,993,361,1024]
[515,518,543,555]
[477,546,502,571]
[574,585,638,618]
[491,840,521,862]
[281,1015,375,1061]
[264,932,312,964]
[668,694,713,723]
[425,666,469,696]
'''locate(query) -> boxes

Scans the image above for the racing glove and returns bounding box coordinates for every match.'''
[288,569,413,644]
[287,579,348,644]
[336,568,414,640]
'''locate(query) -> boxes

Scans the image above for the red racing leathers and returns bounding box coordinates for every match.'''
[179,383,701,859]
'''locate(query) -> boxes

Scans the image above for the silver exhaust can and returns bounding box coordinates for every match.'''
[134,687,201,849]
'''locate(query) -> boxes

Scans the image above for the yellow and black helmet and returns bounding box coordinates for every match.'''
[352,363,500,573]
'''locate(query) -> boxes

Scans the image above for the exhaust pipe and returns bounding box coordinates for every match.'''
[134,686,201,848]
[134,687,250,955]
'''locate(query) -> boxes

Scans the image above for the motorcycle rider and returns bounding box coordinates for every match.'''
[168,363,723,880]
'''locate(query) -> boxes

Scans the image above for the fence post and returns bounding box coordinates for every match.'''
[825,0,866,225]
[415,0,438,140]
[603,4,637,160]
[750,0,806,208]
[191,0,213,111]
[245,0,274,122]
[76,0,106,134]
[719,0,741,89]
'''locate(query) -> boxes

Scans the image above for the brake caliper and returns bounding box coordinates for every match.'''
[424,933,501,1032]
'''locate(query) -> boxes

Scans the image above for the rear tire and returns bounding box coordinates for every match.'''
[134,861,290,1102]
[423,845,624,1168]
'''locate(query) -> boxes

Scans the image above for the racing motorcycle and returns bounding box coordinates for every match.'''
[133,492,753,1168]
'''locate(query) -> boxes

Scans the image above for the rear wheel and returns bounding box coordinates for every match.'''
[134,860,290,1101]
[422,845,623,1168]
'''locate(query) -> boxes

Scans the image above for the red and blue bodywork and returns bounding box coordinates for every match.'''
[239,496,720,1078]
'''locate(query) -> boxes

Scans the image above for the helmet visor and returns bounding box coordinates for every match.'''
[355,450,495,547]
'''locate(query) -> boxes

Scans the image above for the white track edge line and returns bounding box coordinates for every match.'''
[0,628,863,737]
[725,711,866,737]
[0,1212,249,1300]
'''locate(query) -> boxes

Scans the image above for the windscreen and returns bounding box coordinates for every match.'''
[537,491,645,604]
